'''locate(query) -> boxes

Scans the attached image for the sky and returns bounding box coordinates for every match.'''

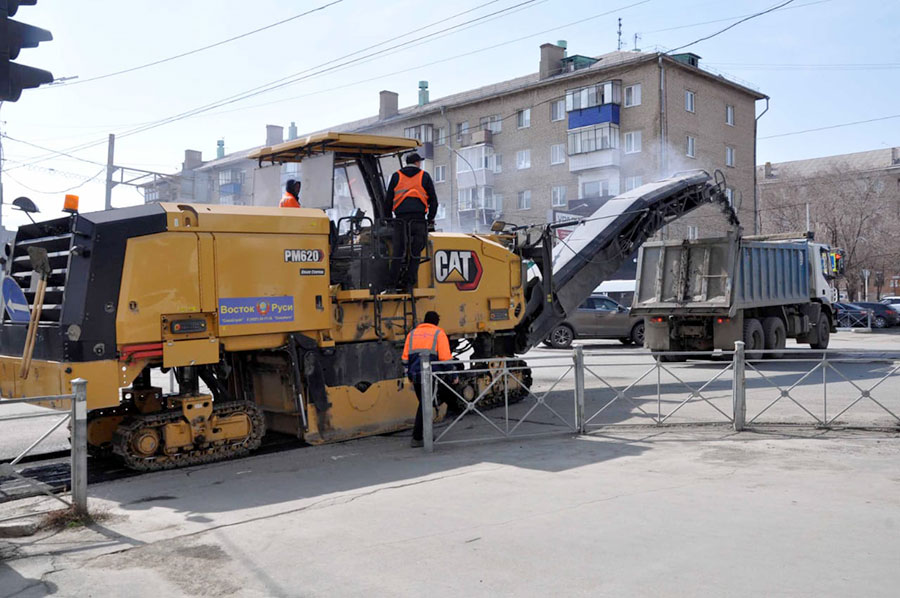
[0,0,897,228]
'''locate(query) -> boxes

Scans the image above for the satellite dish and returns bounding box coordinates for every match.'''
[12,196,40,214]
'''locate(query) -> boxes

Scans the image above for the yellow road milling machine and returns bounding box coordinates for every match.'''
[0,133,737,470]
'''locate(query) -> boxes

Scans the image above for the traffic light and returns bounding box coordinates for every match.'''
[1,0,53,102]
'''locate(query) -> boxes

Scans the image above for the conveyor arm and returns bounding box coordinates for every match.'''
[514,172,739,353]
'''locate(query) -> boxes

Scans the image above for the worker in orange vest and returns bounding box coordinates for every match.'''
[402,311,452,447]
[280,179,301,208]
[384,152,438,290]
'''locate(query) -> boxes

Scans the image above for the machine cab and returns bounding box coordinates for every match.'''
[250,133,423,294]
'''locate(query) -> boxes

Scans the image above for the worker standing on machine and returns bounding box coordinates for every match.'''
[402,311,452,448]
[280,179,302,208]
[384,152,438,290]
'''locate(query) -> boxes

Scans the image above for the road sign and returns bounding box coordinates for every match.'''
[2,276,31,322]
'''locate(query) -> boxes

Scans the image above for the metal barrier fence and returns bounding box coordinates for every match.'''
[422,343,900,450]
[0,379,87,519]
[836,309,872,331]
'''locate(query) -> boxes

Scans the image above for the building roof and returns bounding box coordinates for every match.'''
[307,50,766,137]
[759,148,900,180]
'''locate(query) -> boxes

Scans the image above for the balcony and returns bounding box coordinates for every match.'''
[568,104,620,129]
[568,149,620,173]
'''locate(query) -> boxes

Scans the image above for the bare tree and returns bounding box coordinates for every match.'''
[759,161,900,301]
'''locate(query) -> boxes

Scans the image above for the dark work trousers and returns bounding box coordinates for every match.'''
[390,213,428,288]
[411,374,425,441]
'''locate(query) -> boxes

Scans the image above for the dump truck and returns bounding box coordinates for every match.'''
[0,130,735,470]
[631,233,843,359]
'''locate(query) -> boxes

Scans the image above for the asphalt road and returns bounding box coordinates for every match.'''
[3,330,900,462]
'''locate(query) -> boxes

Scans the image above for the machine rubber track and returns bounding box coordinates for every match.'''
[444,360,533,413]
[111,401,265,472]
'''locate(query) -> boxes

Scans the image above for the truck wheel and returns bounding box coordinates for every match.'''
[630,321,645,346]
[762,317,786,359]
[809,313,830,350]
[743,318,764,360]
[548,324,574,349]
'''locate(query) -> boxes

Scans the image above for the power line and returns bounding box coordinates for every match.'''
[187,0,651,124]
[2,167,106,195]
[705,62,900,71]
[11,0,538,169]
[0,133,108,167]
[667,0,796,54]
[759,114,900,140]
[642,0,829,35]
[46,1,346,88]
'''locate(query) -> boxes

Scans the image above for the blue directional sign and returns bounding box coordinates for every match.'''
[2,277,31,323]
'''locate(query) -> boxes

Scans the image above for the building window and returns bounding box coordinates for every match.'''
[550,144,566,165]
[436,204,447,220]
[436,126,447,145]
[434,165,447,183]
[726,146,735,167]
[493,153,502,173]
[565,80,621,111]
[517,108,531,129]
[456,121,469,142]
[480,187,495,210]
[582,180,609,199]
[624,131,641,154]
[552,185,567,207]
[493,193,503,211]
[567,123,620,155]
[403,124,433,143]
[516,149,531,169]
[624,84,641,107]
[686,136,696,158]
[725,187,734,205]
[458,188,476,211]
[625,175,643,191]
[687,225,699,240]
[551,99,565,122]
[479,114,502,134]
[145,187,159,202]
[517,190,532,210]
[726,104,735,126]
[685,90,695,113]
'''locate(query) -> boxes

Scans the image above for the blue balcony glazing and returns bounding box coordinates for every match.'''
[568,104,619,129]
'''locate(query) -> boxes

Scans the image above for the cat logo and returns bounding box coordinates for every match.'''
[434,250,483,291]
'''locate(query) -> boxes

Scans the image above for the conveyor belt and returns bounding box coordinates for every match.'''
[515,171,739,352]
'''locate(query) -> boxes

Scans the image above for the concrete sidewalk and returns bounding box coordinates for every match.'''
[2,427,899,597]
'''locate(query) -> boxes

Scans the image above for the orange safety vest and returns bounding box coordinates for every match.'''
[402,322,452,364]
[392,170,428,212]
[280,191,301,208]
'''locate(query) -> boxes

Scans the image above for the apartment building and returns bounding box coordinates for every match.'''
[142,123,300,206]
[332,42,766,235]
[147,42,765,239]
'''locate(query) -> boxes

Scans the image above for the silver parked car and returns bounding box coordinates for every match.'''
[544,294,644,349]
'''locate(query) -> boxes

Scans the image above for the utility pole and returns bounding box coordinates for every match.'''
[104,133,115,210]
[617,18,623,51]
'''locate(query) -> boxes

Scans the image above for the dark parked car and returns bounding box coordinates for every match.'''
[852,302,900,328]
[833,302,873,328]
[544,294,644,349]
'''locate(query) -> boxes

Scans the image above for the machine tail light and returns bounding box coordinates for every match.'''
[716,317,731,324]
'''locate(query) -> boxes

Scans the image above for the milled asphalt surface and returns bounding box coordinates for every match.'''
[1,330,899,596]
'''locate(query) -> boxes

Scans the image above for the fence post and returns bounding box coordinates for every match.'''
[732,341,745,431]
[71,379,88,513]
[422,358,434,453]
[573,346,585,434]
